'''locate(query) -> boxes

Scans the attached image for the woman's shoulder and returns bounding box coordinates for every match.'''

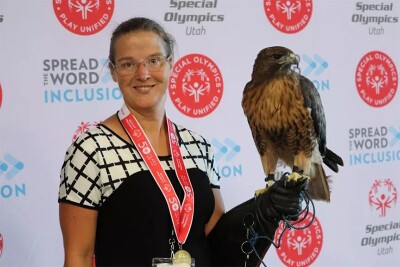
[74,124,112,142]
[74,113,124,144]
[174,123,209,144]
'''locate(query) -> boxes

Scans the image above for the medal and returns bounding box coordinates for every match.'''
[173,250,192,265]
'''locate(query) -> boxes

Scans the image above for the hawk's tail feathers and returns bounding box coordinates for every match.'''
[323,148,344,173]
[308,164,331,202]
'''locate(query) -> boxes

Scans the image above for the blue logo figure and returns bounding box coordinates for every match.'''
[389,127,400,147]
[212,138,240,162]
[0,154,24,180]
[301,55,328,76]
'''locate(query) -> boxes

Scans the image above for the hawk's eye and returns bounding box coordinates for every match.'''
[273,54,282,60]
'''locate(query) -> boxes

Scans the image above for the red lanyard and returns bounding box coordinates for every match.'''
[118,104,194,244]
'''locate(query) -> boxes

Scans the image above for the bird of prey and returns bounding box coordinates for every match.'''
[242,46,343,202]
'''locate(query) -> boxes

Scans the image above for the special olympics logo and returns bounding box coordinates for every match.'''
[0,233,3,257]
[264,0,313,34]
[0,83,3,109]
[170,132,177,144]
[142,145,151,155]
[369,179,397,217]
[355,51,398,107]
[184,186,192,197]
[164,184,172,193]
[169,197,180,211]
[173,150,181,159]
[275,212,322,267]
[53,0,114,35]
[169,54,223,118]
[132,130,142,138]
[184,202,193,212]
[72,121,100,141]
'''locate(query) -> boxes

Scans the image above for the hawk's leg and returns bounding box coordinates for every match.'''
[287,165,310,182]
[255,173,275,196]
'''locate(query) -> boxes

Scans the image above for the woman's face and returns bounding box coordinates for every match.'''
[111,30,172,115]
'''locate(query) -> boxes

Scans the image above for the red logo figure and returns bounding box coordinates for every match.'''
[0,83,2,109]
[72,121,100,141]
[369,179,398,217]
[356,51,398,107]
[169,54,223,118]
[53,0,114,35]
[275,212,322,267]
[0,233,3,257]
[264,0,313,34]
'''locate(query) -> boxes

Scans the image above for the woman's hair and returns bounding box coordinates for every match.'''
[108,17,175,64]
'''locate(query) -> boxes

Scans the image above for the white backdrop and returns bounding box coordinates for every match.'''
[0,0,399,266]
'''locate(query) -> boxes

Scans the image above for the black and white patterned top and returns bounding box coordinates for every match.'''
[58,121,220,266]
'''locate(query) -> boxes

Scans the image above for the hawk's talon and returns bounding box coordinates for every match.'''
[255,180,275,197]
[287,172,310,182]
[255,188,268,197]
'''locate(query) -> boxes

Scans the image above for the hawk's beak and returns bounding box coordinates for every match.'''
[280,52,299,67]
[289,52,299,66]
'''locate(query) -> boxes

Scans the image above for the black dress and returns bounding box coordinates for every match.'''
[59,122,220,266]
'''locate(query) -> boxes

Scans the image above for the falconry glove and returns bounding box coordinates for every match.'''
[207,174,307,266]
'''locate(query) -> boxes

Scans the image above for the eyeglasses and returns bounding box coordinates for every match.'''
[110,55,171,76]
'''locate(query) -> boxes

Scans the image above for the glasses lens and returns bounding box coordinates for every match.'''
[115,56,168,75]
[146,56,165,71]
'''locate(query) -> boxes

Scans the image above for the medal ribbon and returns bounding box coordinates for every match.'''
[118,104,194,244]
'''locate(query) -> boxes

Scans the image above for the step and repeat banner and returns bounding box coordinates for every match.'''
[0,0,399,266]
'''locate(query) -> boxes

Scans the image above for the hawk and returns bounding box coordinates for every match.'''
[242,46,343,202]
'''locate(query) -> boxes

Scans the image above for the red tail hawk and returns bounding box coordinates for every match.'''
[242,46,343,202]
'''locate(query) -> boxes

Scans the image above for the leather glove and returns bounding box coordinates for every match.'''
[207,174,309,266]
[256,175,309,232]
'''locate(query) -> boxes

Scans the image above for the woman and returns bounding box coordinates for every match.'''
[59,17,306,267]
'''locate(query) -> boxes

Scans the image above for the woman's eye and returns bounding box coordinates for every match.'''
[121,62,134,68]
[149,57,160,65]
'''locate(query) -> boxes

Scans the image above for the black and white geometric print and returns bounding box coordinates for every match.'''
[58,123,220,209]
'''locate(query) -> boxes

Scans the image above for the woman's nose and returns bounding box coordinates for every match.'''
[134,62,150,80]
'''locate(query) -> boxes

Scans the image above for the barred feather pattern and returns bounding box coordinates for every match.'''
[243,68,328,201]
[242,46,344,202]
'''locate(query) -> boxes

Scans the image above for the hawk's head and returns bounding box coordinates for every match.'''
[251,46,299,86]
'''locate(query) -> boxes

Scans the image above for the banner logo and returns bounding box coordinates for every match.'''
[0,83,2,109]
[165,0,224,36]
[72,121,100,141]
[212,138,242,178]
[53,0,114,35]
[352,2,399,35]
[361,178,400,253]
[0,154,26,199]
[300,54,330,91]
[43,58,121,103]
[275,212,322,267]
[0,233,3,257]
[369,178,397,217]
[355,51,398,107]
[348,125,400,165]
[169,54,223,118]
[264,0,313,34]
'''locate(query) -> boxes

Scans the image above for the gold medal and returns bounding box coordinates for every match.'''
[173,250,191,265]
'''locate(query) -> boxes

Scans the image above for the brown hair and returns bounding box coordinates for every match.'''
[108,17,175,65]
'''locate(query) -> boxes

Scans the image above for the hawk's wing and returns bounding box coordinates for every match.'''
[299,75,344,173]
[299,75,326,156]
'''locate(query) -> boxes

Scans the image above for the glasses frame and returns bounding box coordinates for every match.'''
[109,55,171,76]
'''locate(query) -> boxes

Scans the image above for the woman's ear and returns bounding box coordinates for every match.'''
[109,63,118,82]
[111,71,118,82]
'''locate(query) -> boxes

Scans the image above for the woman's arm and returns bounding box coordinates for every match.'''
[205,188,225,236]
[59,203,98,267]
